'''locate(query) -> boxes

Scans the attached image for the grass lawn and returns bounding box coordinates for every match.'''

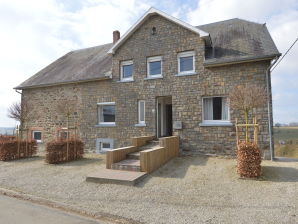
[274,127,298,158]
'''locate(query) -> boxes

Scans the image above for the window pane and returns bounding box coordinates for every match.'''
[102,105,115,122]
[149,61,161,75]
[123,64,133,78]
[221,98,229,120]
[33,132,41,140]
[213,97,222,120]
[60,132,68,140]
[102,143,110,149]
[180,56,193,72]
[203,98,213,120]
[139,101,145,122]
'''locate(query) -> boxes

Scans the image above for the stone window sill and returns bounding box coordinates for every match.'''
[117,79,134,83]
[175,72,198,77]
[144,76,163,80]
[135,123,146,127]
[199,121,233,127]
[95,123,116,127]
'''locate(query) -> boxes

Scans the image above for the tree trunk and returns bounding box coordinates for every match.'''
[245,109,249,142]
[66,115,69,161]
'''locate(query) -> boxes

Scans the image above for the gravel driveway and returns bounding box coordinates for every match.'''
[0,153,297,224]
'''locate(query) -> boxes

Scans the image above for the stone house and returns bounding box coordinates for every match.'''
[15,8,280,156]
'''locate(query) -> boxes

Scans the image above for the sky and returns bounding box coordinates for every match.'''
[0,0,297,127]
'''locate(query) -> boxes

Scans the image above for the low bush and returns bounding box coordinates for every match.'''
[46,139,84,164]
[0,135,16,142]
[236,141,262,178]
[0,140,37,161]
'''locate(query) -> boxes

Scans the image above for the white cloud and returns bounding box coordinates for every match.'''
[187,0,298,123]
[0,0,150,126]
[0,0,297,126]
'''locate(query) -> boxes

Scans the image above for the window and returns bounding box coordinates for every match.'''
[120,60,133,81]
[97,102,116,124]
[178,51,195,75]
[96,138,114,153]
[101,142,111,151]
[203,97,229,122]
[147,56,162,77]
[32,131,42,143]
[59,131,68,140]
[138,100,145,124]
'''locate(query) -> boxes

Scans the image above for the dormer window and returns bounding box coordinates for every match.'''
[177,51,195,75]
[120,60,133,81]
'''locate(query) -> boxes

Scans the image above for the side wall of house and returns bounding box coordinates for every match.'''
[21,15,272,156]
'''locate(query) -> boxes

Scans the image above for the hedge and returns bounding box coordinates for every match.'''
[46,139,84,164]
[0,135,16,142]
[0,140,37,161]
[237,141,262,178]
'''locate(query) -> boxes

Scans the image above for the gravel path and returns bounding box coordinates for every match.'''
[0,153,297,224]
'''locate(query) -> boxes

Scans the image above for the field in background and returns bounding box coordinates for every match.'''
[274,126,298,158]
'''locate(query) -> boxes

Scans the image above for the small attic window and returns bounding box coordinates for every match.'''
[151,27,157,35]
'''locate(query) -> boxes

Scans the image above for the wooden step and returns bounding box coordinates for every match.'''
[127,152,140,160]
[111,159,141,172]
[86,169,147,186]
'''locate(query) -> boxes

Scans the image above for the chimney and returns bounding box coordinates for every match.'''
[113,30,120,44]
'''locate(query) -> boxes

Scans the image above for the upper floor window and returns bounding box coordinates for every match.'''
[177,51,195,75]
[97,102,116,124]
[147,56,162,78]
[203,97,229,122]
[121,60,133,81]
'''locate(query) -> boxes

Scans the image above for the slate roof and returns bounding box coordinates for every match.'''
[197,18,280,66]
[15,43,113,89]
[16,18,280,89]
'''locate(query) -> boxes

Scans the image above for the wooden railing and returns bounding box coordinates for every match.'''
[140,136,179,173]
[106,146,137,169]
[132,136,155,147]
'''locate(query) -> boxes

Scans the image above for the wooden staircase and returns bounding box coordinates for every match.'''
[110,140,159,172]
[86,136,179,186]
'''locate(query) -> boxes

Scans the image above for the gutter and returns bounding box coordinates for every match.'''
[266,55,280,161]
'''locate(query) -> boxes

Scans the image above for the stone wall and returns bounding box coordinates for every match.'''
[22,15,272,156]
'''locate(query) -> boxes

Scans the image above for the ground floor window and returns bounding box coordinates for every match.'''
[203,97,229,122]
[32,131,42,143]
[97,102,116,124]
[96,138,114,153]
[138,100,145,124]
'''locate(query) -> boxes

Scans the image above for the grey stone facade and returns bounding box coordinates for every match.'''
[22,15,273,156]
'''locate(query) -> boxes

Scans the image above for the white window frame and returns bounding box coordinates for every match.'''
[32,130,42,143]
[96,138,114,153]
[147,56,162,78]
[202,96,230,125]
[138,100,146,124]
[120,60,133,81]
[97,102,116,125]
[177,51,195,75]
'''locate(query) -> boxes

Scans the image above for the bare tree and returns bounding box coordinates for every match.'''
[229,85,266,142]
[57,99,78,160]
[7,101,32,128]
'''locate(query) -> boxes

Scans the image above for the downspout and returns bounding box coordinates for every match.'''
[265,56,279,161]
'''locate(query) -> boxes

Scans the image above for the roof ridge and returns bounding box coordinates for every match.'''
[72,42,113,53]
[196,18,264,27]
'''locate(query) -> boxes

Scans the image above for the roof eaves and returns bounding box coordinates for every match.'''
[108,7,209,54]
[204,53,281,67]
[14,76,112,90]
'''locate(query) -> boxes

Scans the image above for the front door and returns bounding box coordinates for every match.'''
[156,96,172,137]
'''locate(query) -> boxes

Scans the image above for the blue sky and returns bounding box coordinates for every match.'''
[0,0,297,127]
